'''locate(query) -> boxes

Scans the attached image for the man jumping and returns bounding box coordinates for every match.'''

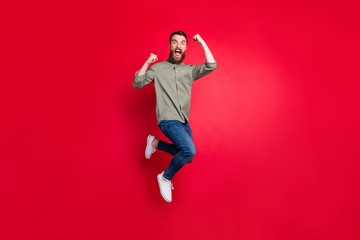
[133,30,217,202]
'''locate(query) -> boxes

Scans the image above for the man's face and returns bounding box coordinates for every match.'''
[169,34,187,64]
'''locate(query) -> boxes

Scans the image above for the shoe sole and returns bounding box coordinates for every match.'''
[157,174,172,203]
[145,135,154,159]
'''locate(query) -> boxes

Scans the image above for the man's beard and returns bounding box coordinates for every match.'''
[168,50,186,64]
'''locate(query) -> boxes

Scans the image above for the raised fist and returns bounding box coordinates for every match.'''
[193,34,204,44]
[147,53,158,64]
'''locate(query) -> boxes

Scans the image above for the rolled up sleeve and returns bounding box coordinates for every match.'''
[133,66,155,88]
[191,61,217,81]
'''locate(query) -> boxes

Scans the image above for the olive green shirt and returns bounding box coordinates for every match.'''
[133,60,217,124]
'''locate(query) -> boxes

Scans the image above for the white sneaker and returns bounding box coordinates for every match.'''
[157,172,173,202]
[145,135,156,159]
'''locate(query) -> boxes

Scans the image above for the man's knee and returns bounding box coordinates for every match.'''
[189,145,196,158]
[182,144,196,160]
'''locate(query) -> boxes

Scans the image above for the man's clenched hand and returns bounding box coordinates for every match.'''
[146,53,158,64]
[193,34,204,44]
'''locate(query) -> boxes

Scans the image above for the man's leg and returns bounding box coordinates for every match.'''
[151,120,193,157]
[158,120,196,180]
[184,121,193,140]
[157,140,178,156]
[183,121,194,163]
[146,134,179,156]
[148,120,194,158]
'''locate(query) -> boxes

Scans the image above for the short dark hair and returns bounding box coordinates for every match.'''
[170,30,187,43]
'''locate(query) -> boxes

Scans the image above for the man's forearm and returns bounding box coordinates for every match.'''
[137,62,150,76]
[136,53,158,76]
[200,40,216,63]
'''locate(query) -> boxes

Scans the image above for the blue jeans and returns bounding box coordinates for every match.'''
[158,120,196,180]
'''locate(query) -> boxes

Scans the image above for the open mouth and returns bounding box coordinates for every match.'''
[174,49,181,58]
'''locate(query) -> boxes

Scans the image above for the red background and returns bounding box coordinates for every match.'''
[1,0,359,239]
